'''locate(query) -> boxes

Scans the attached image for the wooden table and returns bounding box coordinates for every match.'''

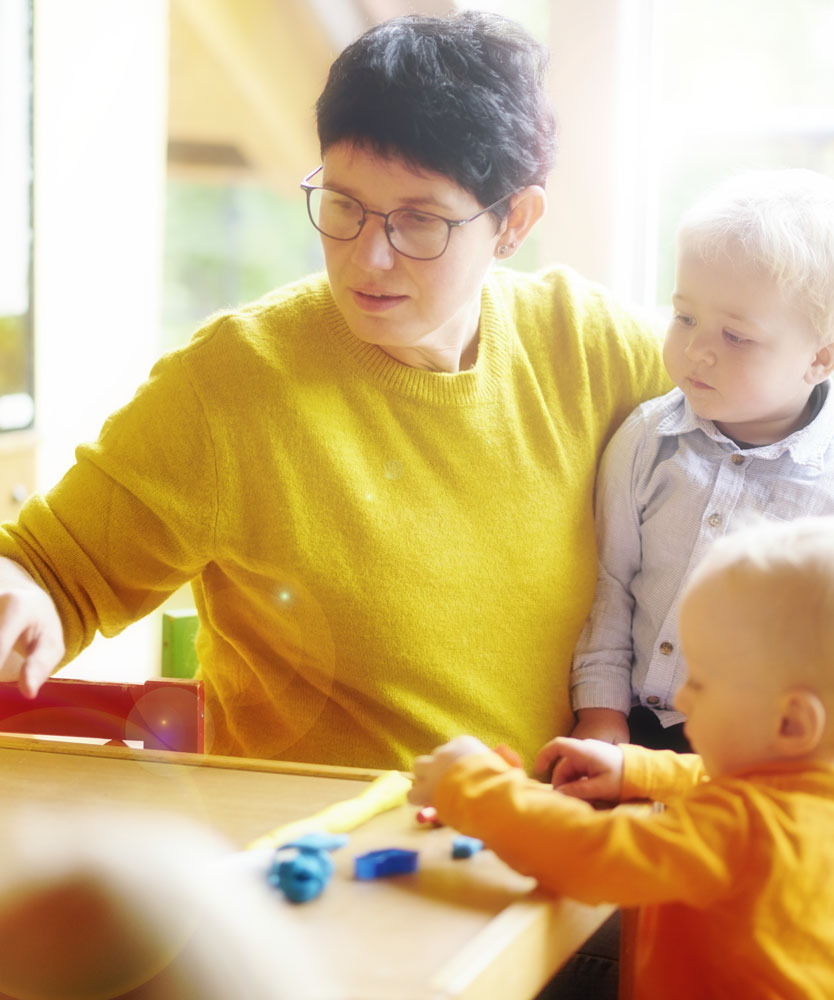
[0,736,613,1000]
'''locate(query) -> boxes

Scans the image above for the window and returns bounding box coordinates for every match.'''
[163,180,322,351]
[162,0,328,351]
[651,0,834,304]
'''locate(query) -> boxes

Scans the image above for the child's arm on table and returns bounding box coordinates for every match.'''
[409,736,495,807]
[536,737,625,802]
[538,736,706,804]
[410,736,730,908]
[618,743,707,802]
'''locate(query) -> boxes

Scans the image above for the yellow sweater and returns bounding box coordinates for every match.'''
[435,748,834,1000]
[0,268,667,766]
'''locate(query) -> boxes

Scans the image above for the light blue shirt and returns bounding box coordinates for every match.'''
[570,382,834,727]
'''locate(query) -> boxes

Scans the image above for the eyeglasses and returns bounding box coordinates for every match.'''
[300,167,517,261]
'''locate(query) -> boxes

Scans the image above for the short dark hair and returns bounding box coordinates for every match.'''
[315,11,557,216]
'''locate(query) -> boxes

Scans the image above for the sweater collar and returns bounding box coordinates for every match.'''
[320,273,513,405]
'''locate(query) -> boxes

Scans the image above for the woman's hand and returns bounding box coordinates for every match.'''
[408,735,490,807]
[0,557,64,698]
[536,737,625,804]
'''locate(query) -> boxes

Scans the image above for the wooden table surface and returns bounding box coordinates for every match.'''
[0,736,613,1000]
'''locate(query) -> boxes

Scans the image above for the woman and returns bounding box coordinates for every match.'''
[0,11,667,769]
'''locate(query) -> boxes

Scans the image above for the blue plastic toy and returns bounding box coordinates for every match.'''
[451,835,484,859]
[353,848,419,880]
[270,851,333,903]
[267,831,349,903]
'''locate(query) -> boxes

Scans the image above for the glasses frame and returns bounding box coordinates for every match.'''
[300,166,518,262]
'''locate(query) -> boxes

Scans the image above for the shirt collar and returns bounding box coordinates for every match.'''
[656,381,834,470]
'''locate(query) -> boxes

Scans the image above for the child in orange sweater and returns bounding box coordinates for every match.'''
[410,516,834,999]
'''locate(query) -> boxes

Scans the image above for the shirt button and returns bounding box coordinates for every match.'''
[646,695,660,705]
[731,453,745,466]
[708,512,722,527]
[659,641,674,655]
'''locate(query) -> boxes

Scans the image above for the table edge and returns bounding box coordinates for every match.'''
[0,733,389,781]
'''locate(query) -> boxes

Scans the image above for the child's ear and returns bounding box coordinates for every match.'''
[775,687,826,756]
[806,342,834,384]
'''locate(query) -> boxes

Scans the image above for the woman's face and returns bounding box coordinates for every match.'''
[319,142,507,371]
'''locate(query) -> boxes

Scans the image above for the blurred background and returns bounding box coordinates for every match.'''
[1,0,833,677]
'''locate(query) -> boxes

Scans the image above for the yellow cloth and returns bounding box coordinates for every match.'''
[0,267,667,767]
[434,746,834,1000]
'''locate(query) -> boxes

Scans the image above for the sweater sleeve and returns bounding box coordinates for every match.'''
[0,348,218,661]
[620,744,707,801]
[570,407,649,714]
[434,751,743,908]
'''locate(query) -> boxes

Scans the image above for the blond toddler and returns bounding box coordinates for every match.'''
[410,517,834,1000]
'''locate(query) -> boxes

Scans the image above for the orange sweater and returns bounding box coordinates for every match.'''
[435,746,834,1000]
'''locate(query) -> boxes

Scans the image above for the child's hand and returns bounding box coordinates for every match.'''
[408,735,490,806]
[535,710,627,782]
[537,737,625,803]
[568,708,629,745]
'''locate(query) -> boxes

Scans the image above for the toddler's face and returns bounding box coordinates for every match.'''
[675,569,784,777]
[663,239,827,446]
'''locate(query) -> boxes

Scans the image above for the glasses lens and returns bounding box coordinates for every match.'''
[307,188,364,240]
[387,210,449,260]
[304,187,452,259]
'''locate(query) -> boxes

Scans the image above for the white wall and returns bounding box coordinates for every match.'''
[33,0,169,679]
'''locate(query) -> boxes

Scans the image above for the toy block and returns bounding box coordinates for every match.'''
[354,848,418,880]
[452,835,484,859]
[415,805,442,826]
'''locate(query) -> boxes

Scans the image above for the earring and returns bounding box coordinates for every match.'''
[497,241,517,257]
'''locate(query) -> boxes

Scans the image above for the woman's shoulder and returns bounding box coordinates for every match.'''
[487,265,667,386]
[138,274,338,402]
[187,273,336,351]
[154,274,339,385]
[485,265,671,428]
[486,262,623,309]
[487,264,662,346]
